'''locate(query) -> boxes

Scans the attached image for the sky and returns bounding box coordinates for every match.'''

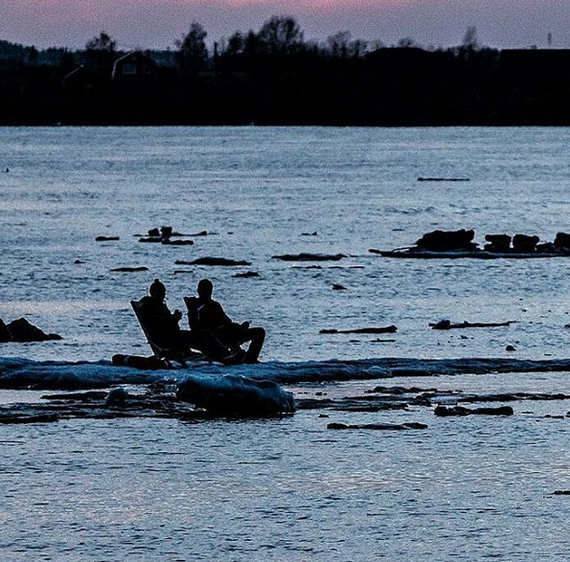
[2,0,570,50]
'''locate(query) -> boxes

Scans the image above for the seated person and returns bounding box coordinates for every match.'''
[185,278,265,364]
[138,279,244,364]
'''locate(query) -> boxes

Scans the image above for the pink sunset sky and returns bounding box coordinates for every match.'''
[2,0,570,50]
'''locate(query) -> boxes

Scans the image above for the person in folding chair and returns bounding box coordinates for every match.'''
[185,279,265,364]
[137,279,244,365]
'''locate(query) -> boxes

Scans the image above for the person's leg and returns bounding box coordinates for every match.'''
[242,327,265,363]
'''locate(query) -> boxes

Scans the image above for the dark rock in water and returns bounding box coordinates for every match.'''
[417,177,470,182]
[105,387,129,406]
[0,318,11,342]
[554,232,570,250]
[138,236,163,243]
[431,319,513,330]
[177,374,296,416]
[320,326,397,335]
[506,345,516,352]
[457,392,570,403]
[233,271,261,278]
[553,490,570,495]
[332,284,347,290]
[74,259,84,264]
[273,253,346,262]
[161,239,194,246]
[148,227,160,237]
[484,234,511,252]
[327,422,427,430]
[191,230,209,236]
[6,318,62,342]
[160,226,173,237]
[175,257,252,267]
[301,232,318,236]
[434,405,514,416]
[95,236,120,242]
[110,266,149,272]
[536,242,557,253]
[415,229,477,251]
[512,234,539,252]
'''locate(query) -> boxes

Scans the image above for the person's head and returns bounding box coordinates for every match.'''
[149,278,166,301]
[197,278,213,299]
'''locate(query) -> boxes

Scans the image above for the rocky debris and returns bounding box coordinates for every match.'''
[105,387,129,406]
[431,319,513,330]
[175,257,252,267]
[417,177,470,182]
[272,253,346,262]
[233,271,261,278]
[512,234,539,252]
[366,385,439,395]
[377,229,570,258]
[110,266,149,272]
[553,490,570,496]
[434,405,514,416]
[320,326,397,335]
[177,374,296,416]
[0,387,204,424]
[138,236,163,243]
[0,318,63,342]
[327,422,427,430]
[332,284,347,290]
[0,318,10,342]
[484,234,511,252]
[457,392,570,403]
[301,231,318,236]
[506,345,516,352]
[554,232,570,251]
[140,237,194,245]
[415,229,477,251]
[139,225,192,243]
[95,236,120,241]
[161,239,194,246]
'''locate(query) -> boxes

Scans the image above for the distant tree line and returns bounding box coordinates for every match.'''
[1,18,570,125]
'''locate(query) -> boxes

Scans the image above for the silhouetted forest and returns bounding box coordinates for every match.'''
[1,18,570,125]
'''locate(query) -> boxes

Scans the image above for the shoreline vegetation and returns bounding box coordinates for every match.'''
[2,18,570,126]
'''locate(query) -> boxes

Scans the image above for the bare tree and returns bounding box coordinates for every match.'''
[85,31,116,53]
[176,22,208,74]
[462,25,480,51]
[258,16,304,55]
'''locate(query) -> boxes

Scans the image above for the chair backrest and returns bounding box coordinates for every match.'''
[131,299,165,358]
[183,296,199,331]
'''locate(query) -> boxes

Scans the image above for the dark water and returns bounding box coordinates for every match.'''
[2,127,570,560]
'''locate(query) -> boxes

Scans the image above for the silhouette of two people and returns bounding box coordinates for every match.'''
[185,279,265,364]
[138,278,264,364]
[138,279,245,364]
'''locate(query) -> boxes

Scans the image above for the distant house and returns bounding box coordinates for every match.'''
[112,51,154,81]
